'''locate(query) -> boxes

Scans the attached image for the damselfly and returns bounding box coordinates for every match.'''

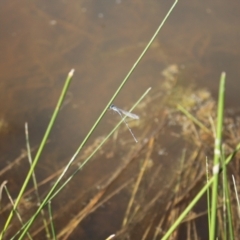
[110,104,139,142]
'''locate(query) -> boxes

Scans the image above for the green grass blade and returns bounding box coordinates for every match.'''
[221,149,234,240]
[210,72,226,240]
[4,186,33,240]
[25,123,51,239]
[177,104,211,134]
[0,69,74,239]
[206,157,211,239]
[48,201,56,240]
[232,175,240,218]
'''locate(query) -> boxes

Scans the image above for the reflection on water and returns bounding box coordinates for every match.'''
[1,0,240,239]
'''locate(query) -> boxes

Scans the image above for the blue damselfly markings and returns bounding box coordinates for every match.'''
[110,104,139,143]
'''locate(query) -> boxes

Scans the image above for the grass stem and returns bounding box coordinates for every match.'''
[0,69,74,240]
[210,72,225,240]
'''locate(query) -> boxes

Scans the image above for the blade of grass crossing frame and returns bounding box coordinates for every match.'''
[0,69,74,239]
[177,104,211,134]
[232,175,240,219]
[48,201,56,240]
[16,1,178,238]
[206,157,211,240]
[221,148,234,240]
[4,186,33,240]
[25,123,51,239]
[210,72,225,240]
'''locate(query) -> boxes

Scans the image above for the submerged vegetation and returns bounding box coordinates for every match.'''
[1,66,240,240]
[1,1,240,239]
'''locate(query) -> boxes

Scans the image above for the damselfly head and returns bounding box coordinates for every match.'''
[109,104,115,109]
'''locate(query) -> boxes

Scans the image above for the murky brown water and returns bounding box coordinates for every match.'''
[1,0,240,239]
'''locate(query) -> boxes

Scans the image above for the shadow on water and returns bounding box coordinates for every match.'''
[1,0,240,239]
